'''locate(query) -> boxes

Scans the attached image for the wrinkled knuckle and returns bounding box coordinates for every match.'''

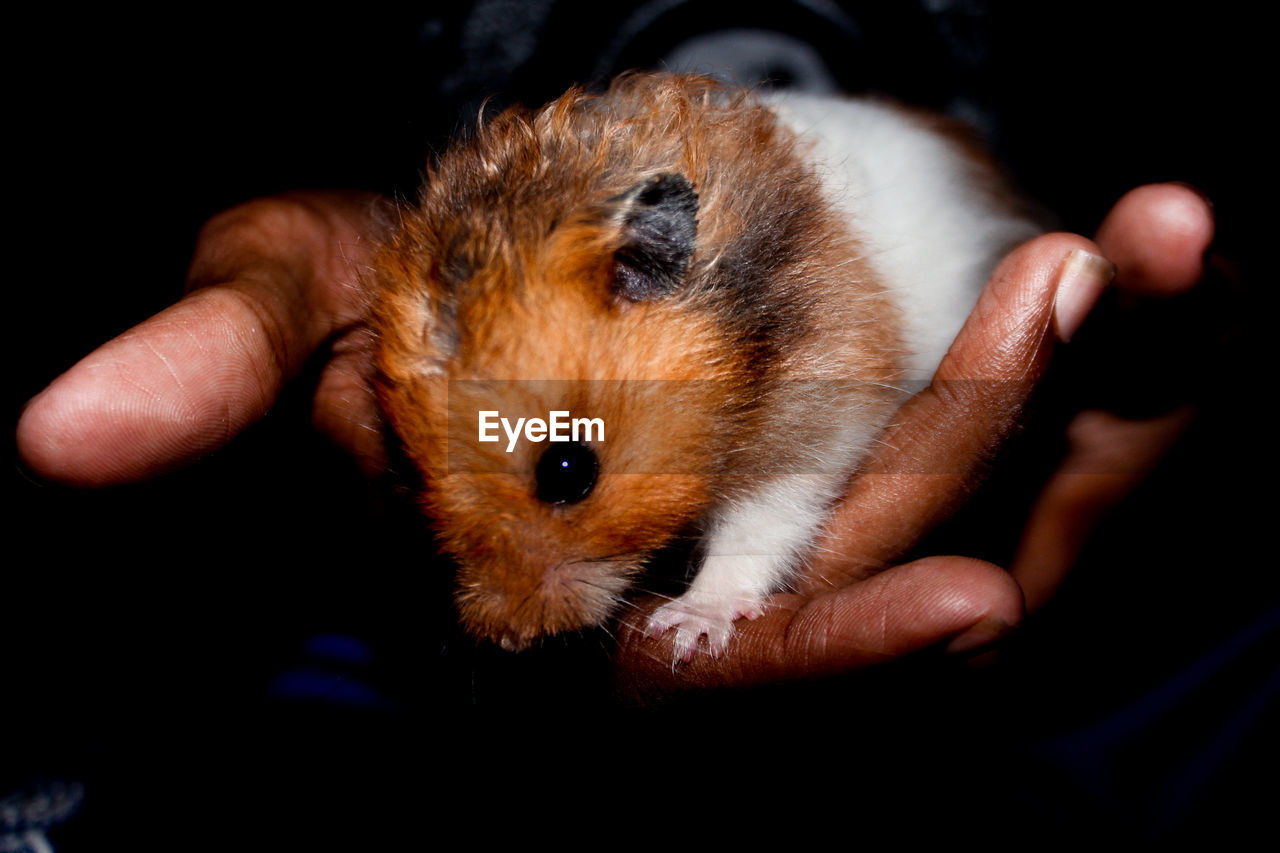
[190,196,320,272]
[216,195,318,235]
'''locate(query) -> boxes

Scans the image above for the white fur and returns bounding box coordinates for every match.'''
[764,91,1040,379]
[647,92,1041,659]
[649,470,850,660]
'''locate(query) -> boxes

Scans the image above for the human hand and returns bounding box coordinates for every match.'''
[609,183,1217,701]
[15,183,1217,708]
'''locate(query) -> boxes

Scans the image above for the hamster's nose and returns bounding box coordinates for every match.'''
[535,441,598,504]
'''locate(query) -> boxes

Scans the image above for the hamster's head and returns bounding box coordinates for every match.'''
[372,83,766,650]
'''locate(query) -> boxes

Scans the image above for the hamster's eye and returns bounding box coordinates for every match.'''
[535,442,599,505]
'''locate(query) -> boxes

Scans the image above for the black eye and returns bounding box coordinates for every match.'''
[535,442,599,505]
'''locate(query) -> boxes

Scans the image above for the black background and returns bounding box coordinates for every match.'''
[8,2,1272,847]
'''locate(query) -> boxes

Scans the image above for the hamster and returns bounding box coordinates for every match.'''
[370,72,1039,661]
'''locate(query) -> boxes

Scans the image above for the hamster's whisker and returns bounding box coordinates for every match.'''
[868,435,902,452]
[593,620,617,644]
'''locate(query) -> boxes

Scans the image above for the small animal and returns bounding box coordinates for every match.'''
[370,72,1038,660]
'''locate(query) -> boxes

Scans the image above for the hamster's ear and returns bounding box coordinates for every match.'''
[611,173,698,301]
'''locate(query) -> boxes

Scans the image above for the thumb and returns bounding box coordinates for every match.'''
[16,192,382,486]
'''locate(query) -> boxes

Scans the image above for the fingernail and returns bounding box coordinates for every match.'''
[1053,249,1116,343]
[946,616,1017,656]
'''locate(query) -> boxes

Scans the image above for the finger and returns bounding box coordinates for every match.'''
[1011,406,1196,611]
[16,192,384,486]
[1011,183,1216,608]
[801,233,1116,593]
[1095,183,1214,296]
[613,556,1024,700]
[1063,183,1219,420]
[312,324,389,477]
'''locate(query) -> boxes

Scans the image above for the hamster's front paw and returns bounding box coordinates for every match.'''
[646,588,765,662]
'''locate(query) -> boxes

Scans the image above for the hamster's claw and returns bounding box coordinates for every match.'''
[646,593,764,662]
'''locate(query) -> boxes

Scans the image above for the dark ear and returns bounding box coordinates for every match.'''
[611,173,698,301]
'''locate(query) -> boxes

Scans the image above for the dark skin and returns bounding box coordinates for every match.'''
[15,183,1215,704]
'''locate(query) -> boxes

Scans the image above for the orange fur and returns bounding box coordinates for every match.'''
[370,73,902,649]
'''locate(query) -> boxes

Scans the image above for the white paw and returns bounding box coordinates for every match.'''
[646,590,764,662]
